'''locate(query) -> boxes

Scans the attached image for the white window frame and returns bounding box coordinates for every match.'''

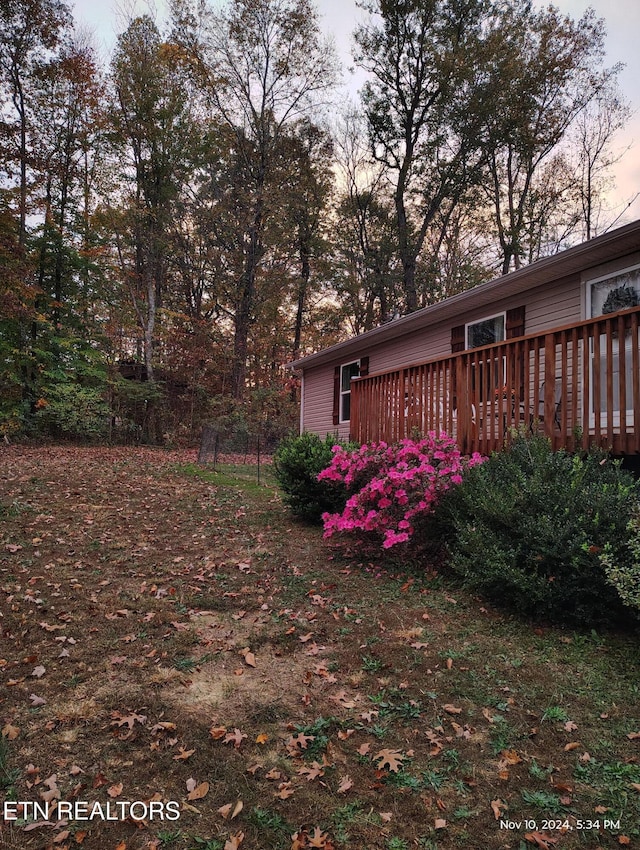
[465,311,506,350]
[585,262,640,320]
[339,359,360,423]
[585,263,640,429]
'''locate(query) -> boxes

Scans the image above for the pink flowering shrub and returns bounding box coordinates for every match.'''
[318,434,485,549]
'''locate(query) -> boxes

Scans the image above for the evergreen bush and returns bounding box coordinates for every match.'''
[600,509,640,614]
[440,434,639,626]
[274,432,351,523]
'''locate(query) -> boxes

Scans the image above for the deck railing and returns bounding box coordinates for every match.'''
[349,306,640,455]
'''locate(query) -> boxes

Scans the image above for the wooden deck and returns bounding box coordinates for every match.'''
[349,306,640,455]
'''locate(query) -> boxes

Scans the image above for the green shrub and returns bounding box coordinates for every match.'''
[600,509,640,613]
[274,432,351,523]
[440,434,639,626]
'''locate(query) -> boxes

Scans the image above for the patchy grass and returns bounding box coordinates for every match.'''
[0,446,638,850]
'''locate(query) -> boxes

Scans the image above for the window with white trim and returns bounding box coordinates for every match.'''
[586,263,640,427]
[465,312,506,349]
[465,313,506,402]
[586,263,640,319]
[340,360,360,422]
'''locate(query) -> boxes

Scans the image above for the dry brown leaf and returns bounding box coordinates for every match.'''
[114,842,127,850]
[1,723,19,740]
[224,832,244,850]
[218,803,233,820]
[434,818,447,829]
[564,741,580,751]
[240,647,256,667]
[500,749,522,765]
[524,831,559,849]
[630,783,640,793]
[223,728,247,749]
[209,725,227,740]
[307,826,330,848]
[276,782,294,800]
[337,776,353,794]
[173,747,195,761]
[255,733,269,744]
[265,768,282,781]
[231,800,243,820]
[298,761,325,781]
[618,837,631,845]
[187,781,209,801]
[374,748,405,773]
[379,812,392,823]
[442,704,462,715]
[107,782,123,798]
[563,720,578,732]
[357,743,370,756]
[627,731,640,740]
[491,799,507,820]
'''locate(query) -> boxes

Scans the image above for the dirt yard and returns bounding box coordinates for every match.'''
[1,446,638,850]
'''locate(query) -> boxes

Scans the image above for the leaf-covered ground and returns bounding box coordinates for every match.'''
[0,446,639,850]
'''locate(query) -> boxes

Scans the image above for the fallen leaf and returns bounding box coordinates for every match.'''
[29,693,46,706]
[255,733,269,744]
[276,782,294,800]
[491,799,507,820]
[187,781,209,801]
[524,831,559,849]
[564,741,580,751]
[298,761,325,781]
[107,782,123,798]
[434,818,447,829]
[210,725,228,740]
[224,729,247,749]
[563,720,578,732]
[337,776,353,794]
[224,832,244,850]
[618,838,631,846]
[374,748,405,773]
[240,648,256,668]
[1,723,19,740]
[442,704,462,715]
[173,747,195,761]
[307,826,330,847]
[500,749,522,765]
[32,665,46,678]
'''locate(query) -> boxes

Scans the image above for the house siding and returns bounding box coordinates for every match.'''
[302,275,583,438]
[298,239,640,440]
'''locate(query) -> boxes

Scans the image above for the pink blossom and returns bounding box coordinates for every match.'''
[318,434,486,549]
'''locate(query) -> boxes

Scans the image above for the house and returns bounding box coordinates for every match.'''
[290,219,640,456]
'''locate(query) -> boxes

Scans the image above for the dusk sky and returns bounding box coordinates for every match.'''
[72,0,640,226]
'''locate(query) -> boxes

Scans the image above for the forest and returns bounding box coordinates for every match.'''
[0,0,631,445]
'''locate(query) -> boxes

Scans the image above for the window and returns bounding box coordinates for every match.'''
[586,264,640,427]
[465,313,506,402]
[587,264,640,319]
[465,313,505,349]
[340,360,360,422]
